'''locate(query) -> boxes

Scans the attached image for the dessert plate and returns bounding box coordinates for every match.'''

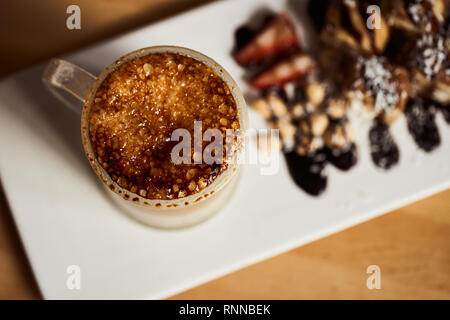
[0,0,449,299]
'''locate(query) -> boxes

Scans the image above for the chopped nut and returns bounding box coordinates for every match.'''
[172,184,179,192]
[305,102,317,113]
[310,113,329,136]
[324,123,354,149]
[252,98,271,118]
[291,103,305,119]
[327,99,346,119]
[325,128,345,149]
[139,189,147,197]
[268,95,288,117]
[277,118,296,139]
[306,81,326,106]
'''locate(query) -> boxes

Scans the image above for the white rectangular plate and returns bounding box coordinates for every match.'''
[0,0,449,299]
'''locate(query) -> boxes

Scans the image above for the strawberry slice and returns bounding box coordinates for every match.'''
[234,13,300,66]
[250,54,315,90]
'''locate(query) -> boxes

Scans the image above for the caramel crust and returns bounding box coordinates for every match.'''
[88,53,239,200]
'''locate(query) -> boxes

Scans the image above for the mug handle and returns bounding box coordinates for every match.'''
[42,58,96,113]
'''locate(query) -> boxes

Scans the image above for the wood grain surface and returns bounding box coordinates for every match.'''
[0,0,449,299]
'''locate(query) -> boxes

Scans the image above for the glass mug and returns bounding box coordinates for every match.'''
[42,46,248,228]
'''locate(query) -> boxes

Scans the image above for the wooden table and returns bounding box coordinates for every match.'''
[1,0,449,300]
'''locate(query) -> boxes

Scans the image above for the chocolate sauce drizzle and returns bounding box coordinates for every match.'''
[284,143,358,196]
[326,143,358,171]
[234,10,359,196]
[369,121,400,170]
[284,149,328,196]
[405,98,441,152]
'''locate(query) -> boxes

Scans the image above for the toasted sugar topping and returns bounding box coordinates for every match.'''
[89,53,239,200]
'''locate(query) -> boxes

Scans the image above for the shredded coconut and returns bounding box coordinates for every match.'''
[407,0,432,32]
[413,33,446,79]
[408,0,423,24]
[359,57,399,113]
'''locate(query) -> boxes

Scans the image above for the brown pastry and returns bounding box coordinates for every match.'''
[318,0,391,55]
[384,28,449,104]
[346,56,410,124]
[381,0,448,34]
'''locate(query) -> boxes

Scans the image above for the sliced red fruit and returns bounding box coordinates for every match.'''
[250,54,315,90]
[234,13,300,66]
